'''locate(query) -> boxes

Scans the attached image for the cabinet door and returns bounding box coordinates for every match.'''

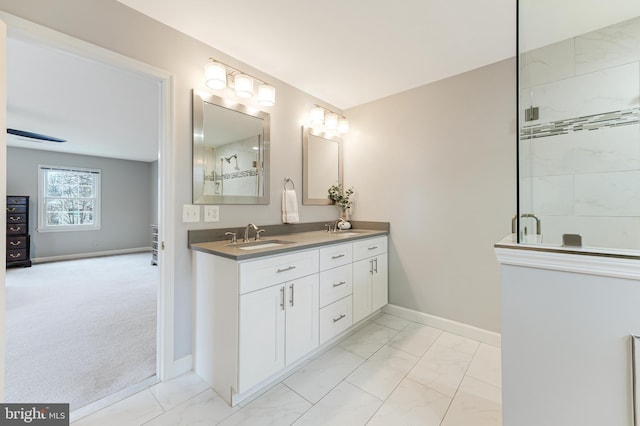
[285,274,319,365]
[371,255,388,311]
[352,257,373,324]
[238,285,285,392]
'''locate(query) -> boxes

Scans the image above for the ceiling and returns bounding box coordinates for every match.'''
[7,1,640,162]
[6,36,161,162]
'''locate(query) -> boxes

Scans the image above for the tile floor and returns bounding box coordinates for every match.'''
[72,313,502,426]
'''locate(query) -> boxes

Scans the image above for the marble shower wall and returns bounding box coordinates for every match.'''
[519,16,640,250]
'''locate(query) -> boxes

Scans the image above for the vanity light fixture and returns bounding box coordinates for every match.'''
[204,59,227,90]
[203,57,276,106]
[308,105,349,134]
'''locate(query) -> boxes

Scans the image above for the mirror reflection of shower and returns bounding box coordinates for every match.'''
[219,154,240,195]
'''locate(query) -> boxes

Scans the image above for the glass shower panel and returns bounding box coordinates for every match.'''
[518,8,640,250]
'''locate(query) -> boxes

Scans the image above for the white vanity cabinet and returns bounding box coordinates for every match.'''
[318,243,353,344]
[352,236,388,323]
[238,273,319,392]
[192,233,388,406]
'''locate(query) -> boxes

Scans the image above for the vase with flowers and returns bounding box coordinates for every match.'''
[328,183,354,229]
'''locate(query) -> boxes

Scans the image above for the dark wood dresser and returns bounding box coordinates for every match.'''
[6,196,32,268]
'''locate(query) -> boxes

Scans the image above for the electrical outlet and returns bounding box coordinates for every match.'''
[182,204,200,223]
[204,205,220,222]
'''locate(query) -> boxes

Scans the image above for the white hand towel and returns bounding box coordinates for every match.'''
[282,189,300,224]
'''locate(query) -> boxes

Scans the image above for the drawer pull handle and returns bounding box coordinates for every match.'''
[9,216,20,221]
[7,208,16,212]
[333,314,346,323]
[333,281,347,287]
[8,241,21,246]
[331,254,345,260]
[368,246,378,250]
[9,226,21,232]
[276,266,296,273]
[290,284,294,307]
[9,253,21,258]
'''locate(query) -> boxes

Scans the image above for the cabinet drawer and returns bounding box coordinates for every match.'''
[353,236,387,261]
[7,224,27,235]
[6,205,27,214]
[319,243,352,271]
[7,214,26,224]
[239,249,319,294]
[7,196,27,206]
[319,264,352,308]
[7,249,27,262]
[7,236,27,249]
[320,296,352,345]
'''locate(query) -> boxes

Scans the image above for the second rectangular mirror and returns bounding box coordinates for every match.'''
[302,126,343,205]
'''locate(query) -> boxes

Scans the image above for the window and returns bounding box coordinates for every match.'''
[38,165,101,232]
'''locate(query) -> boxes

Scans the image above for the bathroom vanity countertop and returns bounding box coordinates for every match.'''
[190,229,388,261]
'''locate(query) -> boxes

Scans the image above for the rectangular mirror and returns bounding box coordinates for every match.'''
[302,126,343,205]
[192,90,270,204]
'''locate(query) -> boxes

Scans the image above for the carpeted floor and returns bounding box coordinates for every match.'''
[5,252,157,411]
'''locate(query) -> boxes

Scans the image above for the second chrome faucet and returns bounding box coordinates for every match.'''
[243,223,265,242]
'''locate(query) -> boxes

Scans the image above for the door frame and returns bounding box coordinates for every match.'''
[0,11,176,382]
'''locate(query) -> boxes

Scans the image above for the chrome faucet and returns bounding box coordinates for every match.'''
[243,223,259,242]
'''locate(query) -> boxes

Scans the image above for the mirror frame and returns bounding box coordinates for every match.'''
[192,90,270,205]
[302,126,343,205]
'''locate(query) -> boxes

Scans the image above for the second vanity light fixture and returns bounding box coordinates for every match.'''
[204,58,276,106]
[309,105,349,134]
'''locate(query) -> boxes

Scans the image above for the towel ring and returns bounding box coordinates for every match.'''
[283,177,295,190]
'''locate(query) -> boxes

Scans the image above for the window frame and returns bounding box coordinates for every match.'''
[37,164,102,232]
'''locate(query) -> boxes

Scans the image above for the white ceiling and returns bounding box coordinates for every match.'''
[6,36,161,162]
[7,1,640,161]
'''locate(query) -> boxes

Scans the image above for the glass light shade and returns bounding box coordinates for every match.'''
[204,60,226,90]
[310,106,325,125]
[325,112,339,129]
[234,74,254,98]
[257,84,276,106]
[338,118,350,134]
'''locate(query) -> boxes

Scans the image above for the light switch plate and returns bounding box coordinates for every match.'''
[204,205,220,222]
[182,204,200,223]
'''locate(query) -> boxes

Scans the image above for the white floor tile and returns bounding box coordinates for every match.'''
[148,372,210,411]
[142,389,238,425]
[367,378,452,426]
[284,346,365,403]
[441,376,502,426]
[73,389,163,426]
[346,345,418,400]
[339,322,399,359]
[466,343,502,388]
[388,322,442,357]
[293,381,381,426]
[435,332,480,355]
[371,313,411,331]
[407,338,476,397]
[218,383,311,426]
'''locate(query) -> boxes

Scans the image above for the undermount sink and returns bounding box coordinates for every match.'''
[331,230,364,236]
[229,240,295,250]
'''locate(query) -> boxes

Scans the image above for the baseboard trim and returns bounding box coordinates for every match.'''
[163,355,192,380]
[382,304,501,348]
[32,247,151,264]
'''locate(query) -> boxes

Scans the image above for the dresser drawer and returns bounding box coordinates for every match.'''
[7,196,27,206]
[7,236,27,249]
[6,205,27,214]
[7,214,26,224]
[353,236,387,261]
[320,296,353,345]
[319,264,352,308]
[7,249,27,262]
[319,243,352,271]
[7,224,27,235]
[239,249,319,294]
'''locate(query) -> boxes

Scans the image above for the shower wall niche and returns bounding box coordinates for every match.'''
[519,16,640,250]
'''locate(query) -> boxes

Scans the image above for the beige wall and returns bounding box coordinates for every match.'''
[344,59,516,332]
